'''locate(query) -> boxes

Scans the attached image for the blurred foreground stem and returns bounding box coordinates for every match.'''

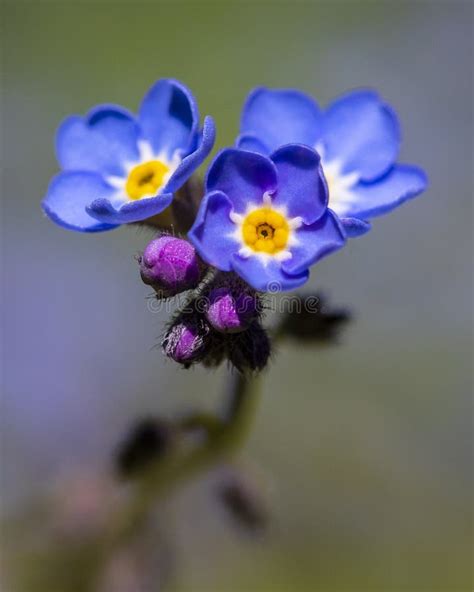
[101,371,261,557]
[8,372,262,592]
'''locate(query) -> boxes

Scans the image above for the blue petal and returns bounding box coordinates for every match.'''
[87,193,174,225]
[321,89,400,181]
[188,191,240,272]
[205,149,278,213]
[42,171,119,232]
[231,254,309,292]
[282,210,346,276]
[56,105,141,177]
[270,144,328,224]
[340,217,371,238]
[239,87,322,155]
[235,133,269,155]
[164,116,215,193]
[344,164,427,219]
[138,79,199,158]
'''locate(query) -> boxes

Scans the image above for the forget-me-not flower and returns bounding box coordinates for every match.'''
[42,79,215,232]
[237,88,427,237]
[188,145,346,291]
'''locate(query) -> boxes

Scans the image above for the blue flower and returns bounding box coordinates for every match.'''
[237,88,428,238]
[42,79,216,232]
[188,146,346,292]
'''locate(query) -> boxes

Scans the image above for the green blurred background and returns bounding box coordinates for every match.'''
[2,1,472,590]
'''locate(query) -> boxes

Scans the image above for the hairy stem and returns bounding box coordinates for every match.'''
[100,371,261,557]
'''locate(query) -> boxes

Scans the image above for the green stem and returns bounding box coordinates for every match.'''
[9,373,262,592]
[103,371,261,550]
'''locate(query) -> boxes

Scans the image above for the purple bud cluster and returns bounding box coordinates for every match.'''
[139,235,270,372]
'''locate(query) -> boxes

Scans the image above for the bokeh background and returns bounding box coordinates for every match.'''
[2,1,473,590]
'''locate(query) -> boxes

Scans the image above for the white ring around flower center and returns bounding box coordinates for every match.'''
[315,143,360,217]
[105,140,181,207]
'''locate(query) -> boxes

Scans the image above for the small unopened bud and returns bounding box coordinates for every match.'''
[162,314,209,367]
[277,292,351,344]
[217,473,269,534]
[139,236,201,297]
[115,418,174,478]
[205,287,258,334]
[228,321,271,372]
[201,332,227,369]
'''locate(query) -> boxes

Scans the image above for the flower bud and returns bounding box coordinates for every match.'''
[217,472,269,534]
[276,292,351,344]
[162,314,209,367]
[115,418,174,478]
[228,321,271,372]
[205,287,258,334]
[139,235,201,297]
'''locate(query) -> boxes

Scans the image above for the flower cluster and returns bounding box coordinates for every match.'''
[42,78,427,370]
[158,254,268,372]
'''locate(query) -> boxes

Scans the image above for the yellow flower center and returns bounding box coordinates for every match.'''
[242,208,290,254]
[125,160,169,200]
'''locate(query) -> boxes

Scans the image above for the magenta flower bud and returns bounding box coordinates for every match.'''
[162,316,209,366]
[205,287,257,334]
[140,235,201,297]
